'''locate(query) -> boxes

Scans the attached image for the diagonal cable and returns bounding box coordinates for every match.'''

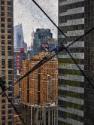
[0,52,56,95]
[3,1,94,123]
[5,94,26,125]
[32,0,94,89]
[1,0,94,96]
[0,79,26,125]
[0,26,94,95]
[32,0,94,49]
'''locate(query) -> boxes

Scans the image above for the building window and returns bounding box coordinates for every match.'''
[8,46,12,50]
[8,92,13,97]
[2,59,5,68]
[2,116,6,121]
[7,24,11,28]
[1,6,4,11]
[7,12,12,16]
[1,1,4,5]
[1,18,5,22]
[1,12,5,17]
[8,18,12,22]
[8,70,13,75]
[2,105,5,109]
[8,29,12,33]
[1,23,5,27]
[1,40,5,44]
[2,51,5,56]
[8,104,12,109]
[8,75,13,80]
[2,111,5,115]
[8,121,12,125]
[8,51,12,56]
[7,1,11,5]
[2,99,5,103]
[1,35,5,39]
[2,123,6,125]
[8,60,12,68]
[1,29,5,33]
[8,40,12,45]
[8,115,12,120]
[2,46,5,51]
[8,86,13,91]
[8,35,12,39]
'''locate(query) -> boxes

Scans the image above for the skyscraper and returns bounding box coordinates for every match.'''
[14,52,58,125]
[58,0,94,125]
[33,28,52,55]
[14,24,27,80]
[14,24,25,51]
[21,52,58,105]
[0,0,14,124]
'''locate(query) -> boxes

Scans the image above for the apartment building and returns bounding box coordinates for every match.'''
[14,52,58,125]
[20,52,58,105]
[0,0,14,124]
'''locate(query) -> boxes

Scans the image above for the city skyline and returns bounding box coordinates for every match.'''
[1,0,94,125]
[14,0,58,46]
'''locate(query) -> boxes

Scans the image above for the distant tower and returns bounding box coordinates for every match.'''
[14,24,27,79]
[33,28,53,55]
[14,24,24,51]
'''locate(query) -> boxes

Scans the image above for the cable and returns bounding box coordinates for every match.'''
[1,0,94,96]
[1,25,94,94]
[32,0,94,49]
[0,52,56,96]
[0,2,94,123]
[1,27,94,95]
[5,94,26,125]
[15,0,94,89]
[32,0,94,89]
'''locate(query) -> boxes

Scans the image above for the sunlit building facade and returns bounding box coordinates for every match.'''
[21,52,58,105]
[14,52,58,125]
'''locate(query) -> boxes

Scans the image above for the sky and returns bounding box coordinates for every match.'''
[14,0,58,46]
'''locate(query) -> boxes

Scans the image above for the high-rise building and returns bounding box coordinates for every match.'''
[21,52,58,105]
[33,29,52,55]
[58,0,94,125]
[0,0,14,124]
[14,24,27,80]
[14,24,26,51]
[14,52,58,125]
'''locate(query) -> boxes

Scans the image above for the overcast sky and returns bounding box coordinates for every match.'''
[14,0,58,46]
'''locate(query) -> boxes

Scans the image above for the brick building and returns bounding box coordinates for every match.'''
[14,52,58,125]
[20,52,58,105]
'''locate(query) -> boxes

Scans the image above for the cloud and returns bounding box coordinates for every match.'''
[14,0,58,46]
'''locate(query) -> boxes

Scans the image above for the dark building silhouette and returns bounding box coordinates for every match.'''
[33,28,52,55]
